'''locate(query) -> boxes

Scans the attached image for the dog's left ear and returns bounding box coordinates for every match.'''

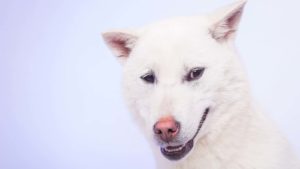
[209,0,247,42]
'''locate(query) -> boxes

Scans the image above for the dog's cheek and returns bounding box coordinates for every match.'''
[122,81,157,134]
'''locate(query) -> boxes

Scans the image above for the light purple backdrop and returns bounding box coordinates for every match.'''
[0,0,299,169]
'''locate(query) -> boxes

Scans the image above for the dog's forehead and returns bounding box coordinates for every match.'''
[140,16,211,46]
[132,17,214,66]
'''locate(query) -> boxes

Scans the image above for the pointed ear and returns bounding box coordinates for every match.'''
[209,0,247,42]
[102,31,138,62]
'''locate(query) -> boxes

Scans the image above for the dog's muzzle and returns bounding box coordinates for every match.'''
[155,108,210,161]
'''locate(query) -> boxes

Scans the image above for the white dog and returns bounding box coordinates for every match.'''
[102,1,299,168]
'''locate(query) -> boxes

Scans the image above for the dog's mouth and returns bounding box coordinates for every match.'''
[160,108,210,161]
[160,139,194,161]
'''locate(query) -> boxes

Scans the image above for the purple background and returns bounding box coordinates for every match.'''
[0,0,299,169]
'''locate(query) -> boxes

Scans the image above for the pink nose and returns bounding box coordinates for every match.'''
[153,116,180,142]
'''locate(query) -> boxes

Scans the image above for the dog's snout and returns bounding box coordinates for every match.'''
[153,116,180,142]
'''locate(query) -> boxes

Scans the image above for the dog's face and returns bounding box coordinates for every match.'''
[103,1,246,161]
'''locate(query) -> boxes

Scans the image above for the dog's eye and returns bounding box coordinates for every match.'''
[186,67,205,81]
[141,72,156,84]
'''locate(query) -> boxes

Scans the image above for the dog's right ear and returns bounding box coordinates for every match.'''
[102,31,138,63]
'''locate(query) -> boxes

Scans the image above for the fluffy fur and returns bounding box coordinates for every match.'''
[102,0,300,168]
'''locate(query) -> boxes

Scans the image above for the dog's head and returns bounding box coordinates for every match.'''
[102,0,247,161]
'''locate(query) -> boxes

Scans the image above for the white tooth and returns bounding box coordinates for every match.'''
[164,145,184,152]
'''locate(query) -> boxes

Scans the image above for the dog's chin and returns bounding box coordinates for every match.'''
[160,139,194,161]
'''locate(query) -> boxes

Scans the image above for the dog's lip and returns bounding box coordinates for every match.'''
[160,139,194,161]
[160,108,210,161]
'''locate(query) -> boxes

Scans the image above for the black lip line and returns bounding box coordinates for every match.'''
[191,107,210,141]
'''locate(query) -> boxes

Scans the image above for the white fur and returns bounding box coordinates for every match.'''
[102,0,300,168]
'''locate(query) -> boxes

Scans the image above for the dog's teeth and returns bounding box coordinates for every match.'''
[165,145,184,152]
